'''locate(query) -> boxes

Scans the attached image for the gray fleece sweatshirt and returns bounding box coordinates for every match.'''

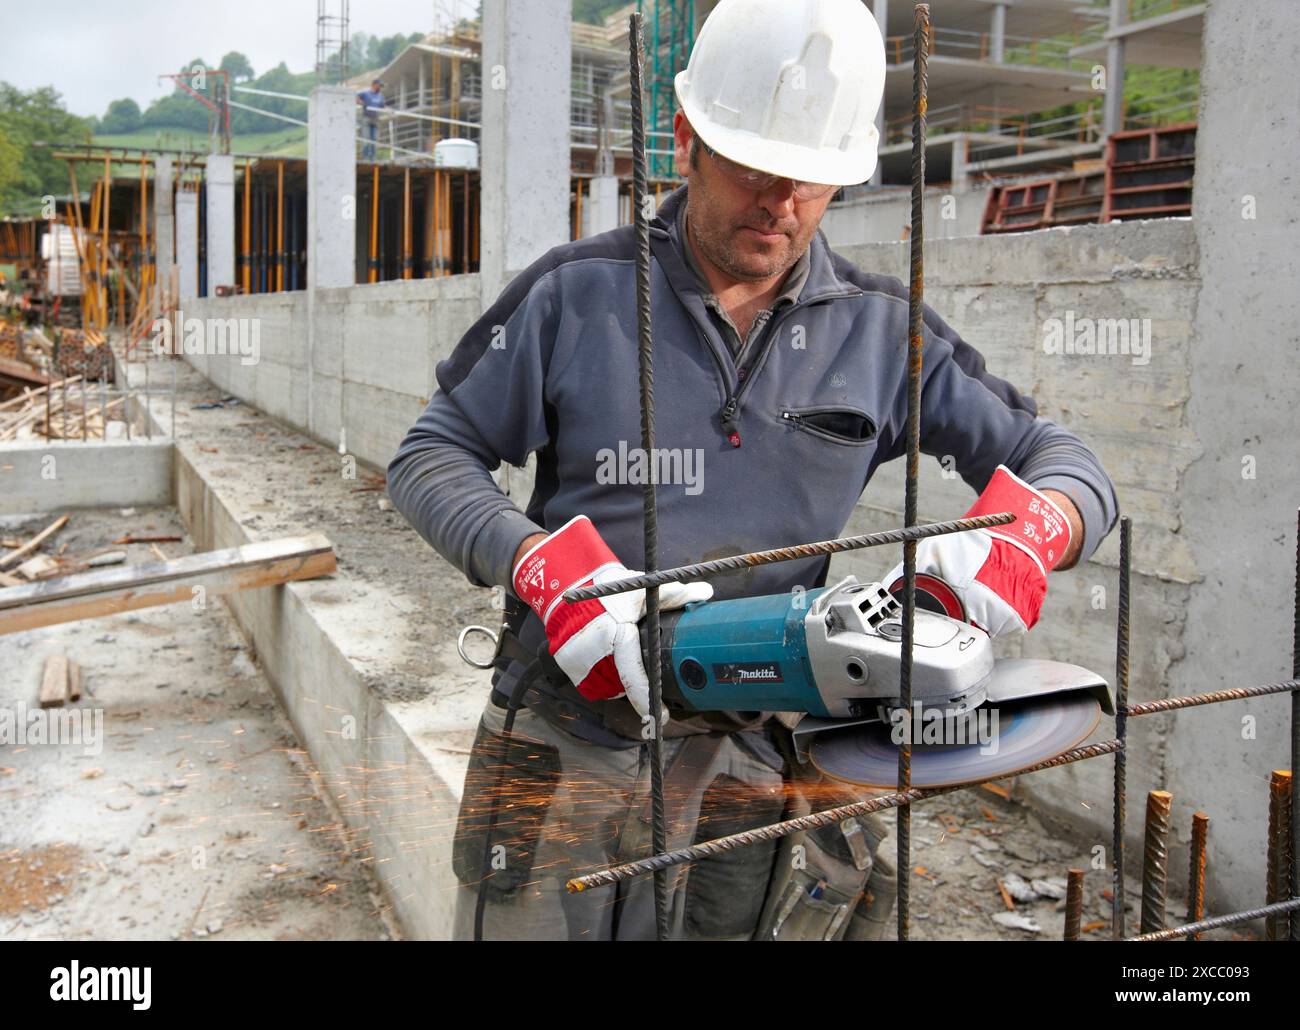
[387,184,1119,742]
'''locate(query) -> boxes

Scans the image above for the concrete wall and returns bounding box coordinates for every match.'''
[183,275,481,470]
[821,184,990,246]
[836,218,1207,902]
[0,439,173,515]
[1172,0,1300,918]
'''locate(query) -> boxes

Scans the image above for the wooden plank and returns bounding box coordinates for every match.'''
[0,533,337,636]
[67,660,82,701]
[0,515,70,570]
[39,654,69,708]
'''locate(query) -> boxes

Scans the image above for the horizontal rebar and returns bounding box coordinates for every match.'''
[1126,679,1300,716]
[566,738,1121,893]
[563,512,1016,602]
[1127,897,1300,942]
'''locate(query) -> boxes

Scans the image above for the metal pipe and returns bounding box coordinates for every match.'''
[1267,769,1292,940]
[564,513,1015,603]
[1140,789,1171,934]
[101,155,110,331]
[276,160,284,292]
[1112,515,1131,939]
[1063,868,1085,941]
[402,166,412,279]
[369,165,380,284]
[1188,811,1208,940]
[566,740,1123,893]
[897,1,931,943]
[242,159,251,293]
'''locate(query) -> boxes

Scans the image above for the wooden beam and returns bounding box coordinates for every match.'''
[0,534,337,636]
[0,515,70,570]
[39,654,69,708]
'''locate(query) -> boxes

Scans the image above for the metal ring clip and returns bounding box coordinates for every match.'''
[457,624,499,669]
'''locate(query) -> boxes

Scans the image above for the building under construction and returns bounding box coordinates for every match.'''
[1,0,1297,953]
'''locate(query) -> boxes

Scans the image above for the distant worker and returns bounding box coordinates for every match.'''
[357,79,386,161]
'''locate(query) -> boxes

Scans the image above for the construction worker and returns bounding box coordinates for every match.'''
[357,79,386,161]
[388,0,1117,940]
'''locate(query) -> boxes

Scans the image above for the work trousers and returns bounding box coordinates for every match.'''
[450,696,897,941]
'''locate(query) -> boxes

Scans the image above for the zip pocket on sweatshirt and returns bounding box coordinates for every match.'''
[781,406,878,446]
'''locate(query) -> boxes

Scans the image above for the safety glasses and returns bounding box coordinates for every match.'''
[698,139,837,202]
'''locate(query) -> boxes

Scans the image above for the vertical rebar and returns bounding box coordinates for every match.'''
[1291,508,1299,941]
[1112,515,1131,939]
[1188,811,1208,941]
[897,0,930,945]
[1140,789,1172,935]
[1266,770,1292,940]
[628,10,669,942]
[1063,868,1085,941]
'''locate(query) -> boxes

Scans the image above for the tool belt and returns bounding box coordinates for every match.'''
[487,596,650,748]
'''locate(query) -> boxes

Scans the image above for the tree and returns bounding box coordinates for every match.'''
[0,83,94,216]
[100,97,141,135]
[219,51,255,83]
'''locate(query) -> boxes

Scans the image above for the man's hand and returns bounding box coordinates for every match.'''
[885,466,1074,637]
[512,516,713,721]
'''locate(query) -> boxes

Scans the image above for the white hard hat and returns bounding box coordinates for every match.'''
[674,0,887,186]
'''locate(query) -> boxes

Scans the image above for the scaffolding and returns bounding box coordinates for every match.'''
[637,0,694,178]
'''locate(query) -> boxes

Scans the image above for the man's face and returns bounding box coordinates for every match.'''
[674,112,835,284]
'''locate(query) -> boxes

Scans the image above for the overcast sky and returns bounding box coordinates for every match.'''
[0,0,477,118]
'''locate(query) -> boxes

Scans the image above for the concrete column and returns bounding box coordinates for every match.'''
[586,176,621,236]
[153,157,174,304]
[871,0,889,188]
[1176,0,1300,917]
[951,135,969,192]
[204,153,235,294]
[1103,0,1128,137]
[175,187,198,301]
[479,0,571,304]
[990,3,1007,63]
[307,85,357,289]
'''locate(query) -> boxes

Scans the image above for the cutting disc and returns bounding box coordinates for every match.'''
[809,693,1102,789]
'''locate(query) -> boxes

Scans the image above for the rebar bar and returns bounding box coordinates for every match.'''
[1188,811,1208,940]
[1292,508,1299,941]
[563,512,1015,603]
[1128,898,1300,942]
[1064,868,1085,941]
[1140,789,1171,935]
[628,10,669,942]
[897,1,931,944]
[1126,680,1300,715]
[1267,770,1292,941]
[566,739,1121,893]
[1113,515,1131,939]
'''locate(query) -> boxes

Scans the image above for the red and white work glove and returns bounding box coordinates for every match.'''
[513,515,714,722]
[885,465,1071,637]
